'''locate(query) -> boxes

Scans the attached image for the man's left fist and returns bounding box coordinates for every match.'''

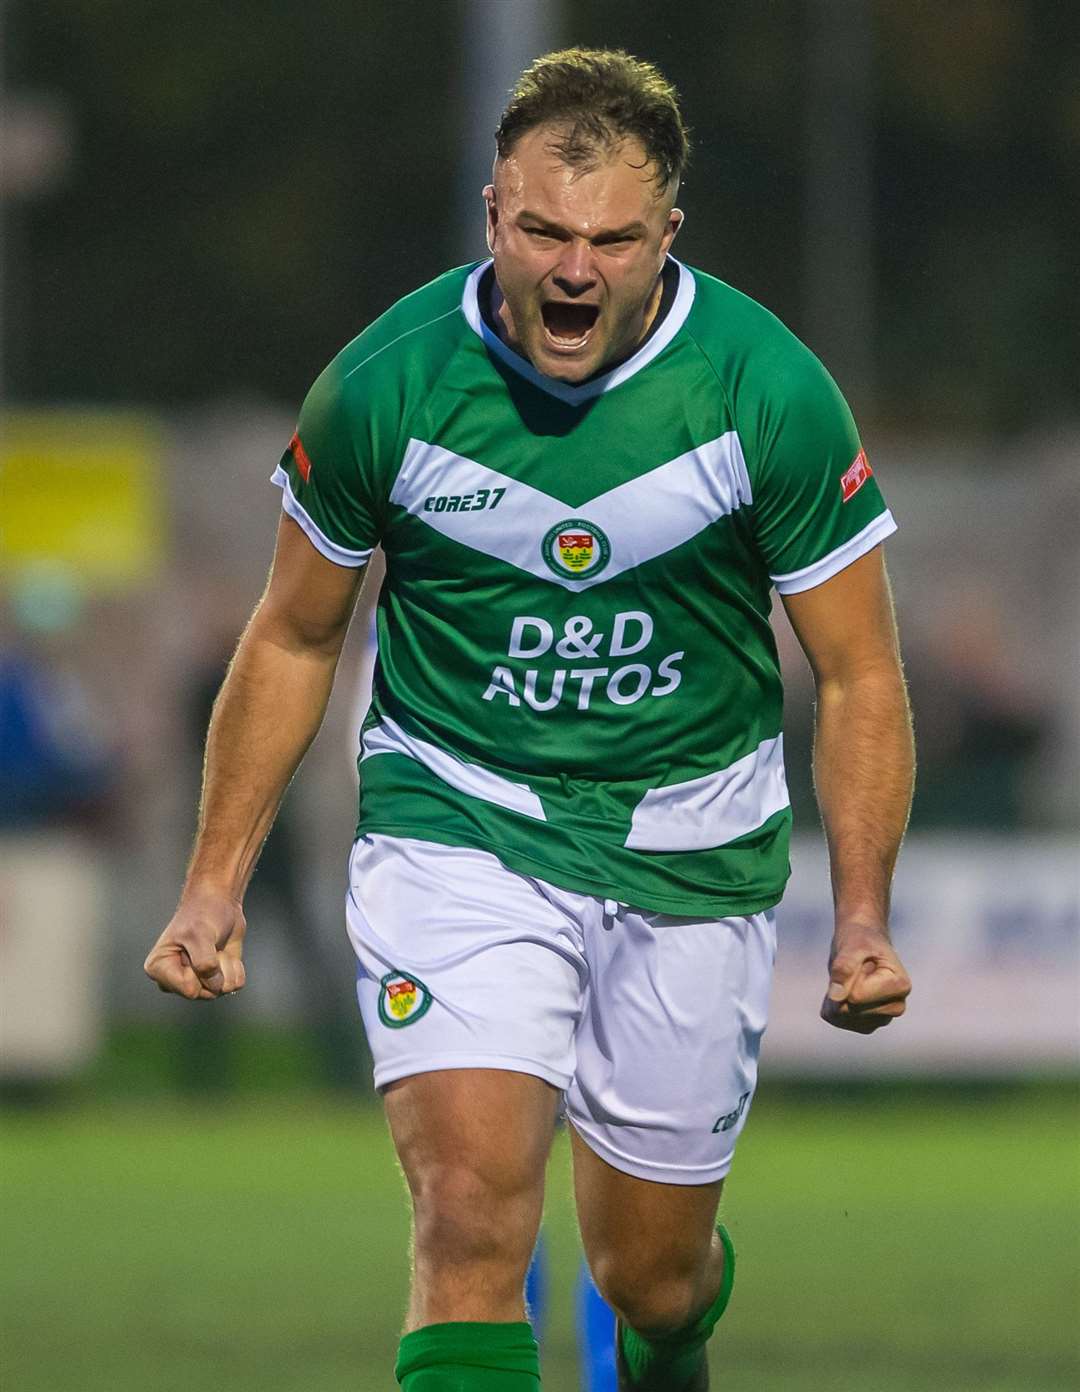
[821,932,911,1034]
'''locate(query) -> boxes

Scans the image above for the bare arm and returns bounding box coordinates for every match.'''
[781,547,915,1032]
[144,515,366,999]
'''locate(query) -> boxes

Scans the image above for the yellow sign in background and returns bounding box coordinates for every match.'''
[0,410,166,591]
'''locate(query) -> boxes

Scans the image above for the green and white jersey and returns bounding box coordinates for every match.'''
[272,259,895,916]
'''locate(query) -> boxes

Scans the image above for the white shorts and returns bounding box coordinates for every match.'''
[346,834,776,1185]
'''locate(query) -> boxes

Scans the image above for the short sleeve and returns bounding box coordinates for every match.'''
[271,359,380,567]
[743,345,896,595]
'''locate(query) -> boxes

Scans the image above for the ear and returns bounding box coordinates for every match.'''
[659,207,684,264]
[483,184,498,254]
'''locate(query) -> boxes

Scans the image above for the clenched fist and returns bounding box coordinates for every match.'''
[144,889,247,1000]
[821,926,911,1034]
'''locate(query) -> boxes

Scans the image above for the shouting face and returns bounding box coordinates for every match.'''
[484,125,684,384]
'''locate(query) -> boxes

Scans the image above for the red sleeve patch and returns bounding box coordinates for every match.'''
[840,447,872,502]
[289,431,313,483]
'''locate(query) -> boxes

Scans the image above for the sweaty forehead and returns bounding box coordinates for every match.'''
[495,127,666,228]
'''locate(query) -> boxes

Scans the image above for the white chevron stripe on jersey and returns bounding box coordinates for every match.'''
[625,735,788,851]
[361,714,547,822]
[390,433,752,592]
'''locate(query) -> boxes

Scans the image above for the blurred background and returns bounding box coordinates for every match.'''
[1,2,1077,1390]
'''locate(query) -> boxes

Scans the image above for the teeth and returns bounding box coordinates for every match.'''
[545,327,592,348]
[541,301,599,350]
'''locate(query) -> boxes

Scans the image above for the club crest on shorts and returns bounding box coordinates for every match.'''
[542,517,611,579]
[377,969,433,1028]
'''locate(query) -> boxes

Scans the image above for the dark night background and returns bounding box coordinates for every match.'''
[7,0,1078,433]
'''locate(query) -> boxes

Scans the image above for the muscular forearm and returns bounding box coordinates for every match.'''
[782,550,914,1029]
[812,660,914,930]
[185,608,341,900]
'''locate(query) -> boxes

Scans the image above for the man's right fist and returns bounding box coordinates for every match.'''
[144,891,247,1000]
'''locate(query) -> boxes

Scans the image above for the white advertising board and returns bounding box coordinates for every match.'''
[763,834,1079,1073]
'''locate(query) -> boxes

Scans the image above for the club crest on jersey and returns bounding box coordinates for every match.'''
[542,518,611,579]
[377,969,433,1028]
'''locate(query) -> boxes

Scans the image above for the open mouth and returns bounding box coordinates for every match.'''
[541,300,600,350]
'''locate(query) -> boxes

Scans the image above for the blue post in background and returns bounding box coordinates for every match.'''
[576,1258,618,1392]
[526,1238,616,1390]
[525,1233,548,1341]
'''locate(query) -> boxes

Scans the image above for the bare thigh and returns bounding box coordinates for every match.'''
[571,1125,726,1336]
[384,1068,560,1331]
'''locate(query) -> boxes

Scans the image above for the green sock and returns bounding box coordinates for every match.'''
[395,1320,540,1390]
[619,1223,736,1387]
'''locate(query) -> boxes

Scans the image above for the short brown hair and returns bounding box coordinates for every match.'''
[495,48,690,195]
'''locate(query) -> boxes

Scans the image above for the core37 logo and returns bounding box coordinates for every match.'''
[423,487,506,514]
[712,1091,750,1133]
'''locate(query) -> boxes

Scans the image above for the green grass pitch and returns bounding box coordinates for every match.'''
[2,1086,1077,1391]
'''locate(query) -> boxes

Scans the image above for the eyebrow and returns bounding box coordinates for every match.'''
[516,210,648,241]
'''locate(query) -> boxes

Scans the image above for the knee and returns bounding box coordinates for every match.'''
[592,1255,704,1336]
[410,1163,537,1271]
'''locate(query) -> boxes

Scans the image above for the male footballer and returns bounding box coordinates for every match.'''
[146,49,914,1391]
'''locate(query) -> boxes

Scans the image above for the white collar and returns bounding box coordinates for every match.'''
[461,257,696,405]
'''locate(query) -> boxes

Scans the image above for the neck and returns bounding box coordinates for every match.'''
[638,270,666,341]
[490,280,519,353]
